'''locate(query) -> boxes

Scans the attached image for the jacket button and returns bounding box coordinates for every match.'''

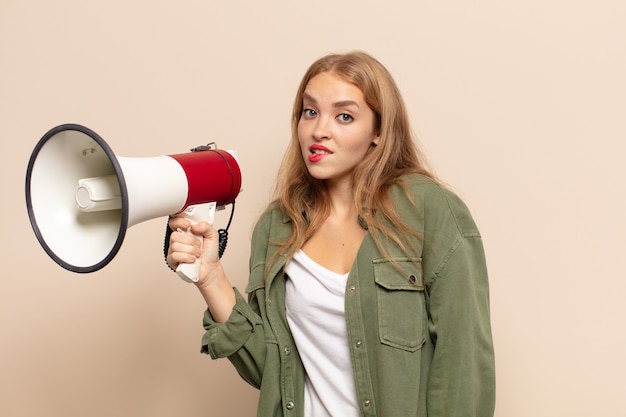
[408,274,417,284]
[286,401,295,410]
[283,347,291,356]
[364,399,371,407]
[355,340,362,348]
[349,285,356,292]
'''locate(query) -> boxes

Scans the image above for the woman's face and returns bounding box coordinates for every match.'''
[298,71,379,188]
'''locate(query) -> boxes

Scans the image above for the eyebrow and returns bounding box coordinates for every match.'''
[302,92,360,109]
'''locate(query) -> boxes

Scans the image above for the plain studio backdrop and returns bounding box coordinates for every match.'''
[1,1,624,416]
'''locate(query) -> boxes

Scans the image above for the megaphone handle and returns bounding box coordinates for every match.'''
[175,202,217,283]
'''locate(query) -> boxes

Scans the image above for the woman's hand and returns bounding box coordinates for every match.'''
[166,216,220,286]
[166,216,236,322]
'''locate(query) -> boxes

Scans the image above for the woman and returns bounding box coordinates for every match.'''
[166,51,495,417]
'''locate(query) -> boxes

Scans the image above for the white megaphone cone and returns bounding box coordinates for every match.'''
[25,124,242,280]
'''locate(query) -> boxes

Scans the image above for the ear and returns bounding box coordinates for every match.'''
[372,134,380,146]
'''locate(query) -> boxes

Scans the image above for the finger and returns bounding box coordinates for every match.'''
[170,228,203,247]
[168,249,198,266]
[168,237,201,254]
[189,221,217,239]
[169,216,192,231]
[166,251,198,270]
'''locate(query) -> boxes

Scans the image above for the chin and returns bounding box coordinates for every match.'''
[305,168,328,182]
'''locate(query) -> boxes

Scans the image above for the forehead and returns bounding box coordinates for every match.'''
[303,72,365,104]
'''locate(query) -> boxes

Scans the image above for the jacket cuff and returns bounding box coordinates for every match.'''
[200,288,261,358]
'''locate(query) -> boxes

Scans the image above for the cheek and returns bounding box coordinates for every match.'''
[297,125,305,147]
[351,131,377,154]
[297,125,308,155]
[297,119,307,139]
[297,122,304,141]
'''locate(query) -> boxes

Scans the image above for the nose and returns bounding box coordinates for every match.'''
[312,116,331,141]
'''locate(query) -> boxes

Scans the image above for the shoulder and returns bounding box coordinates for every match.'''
[248,203,294,283]
[251,202,292,243]
[390,173,480,237]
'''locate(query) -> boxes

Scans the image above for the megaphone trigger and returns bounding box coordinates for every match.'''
[175,202,217,283]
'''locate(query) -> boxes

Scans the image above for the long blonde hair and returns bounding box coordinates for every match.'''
[271,51,435,269]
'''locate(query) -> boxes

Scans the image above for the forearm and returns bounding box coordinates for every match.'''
[195,262,237,323]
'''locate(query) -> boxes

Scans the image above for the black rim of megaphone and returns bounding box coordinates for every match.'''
[25,123,129,273]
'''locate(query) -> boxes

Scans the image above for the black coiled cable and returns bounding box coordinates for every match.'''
[217,201,235,258]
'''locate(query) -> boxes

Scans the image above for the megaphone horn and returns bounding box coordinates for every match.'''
[25,124,242,275]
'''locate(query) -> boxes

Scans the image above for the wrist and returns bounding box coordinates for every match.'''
[194,262,236,323]
[195,261,226,289]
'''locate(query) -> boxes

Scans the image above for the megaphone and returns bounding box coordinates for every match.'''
[25,124,242,281]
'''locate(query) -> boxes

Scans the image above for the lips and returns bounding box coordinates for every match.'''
[308,144,332,163]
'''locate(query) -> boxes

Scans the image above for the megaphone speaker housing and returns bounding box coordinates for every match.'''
[25,124,241,273]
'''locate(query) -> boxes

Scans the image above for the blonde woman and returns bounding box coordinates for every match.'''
[166,51,495,417]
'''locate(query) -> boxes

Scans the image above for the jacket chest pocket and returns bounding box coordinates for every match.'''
[373,258,426,352]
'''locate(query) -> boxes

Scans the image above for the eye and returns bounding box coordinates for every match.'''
[338,113,353,123]
[301,108,317,119]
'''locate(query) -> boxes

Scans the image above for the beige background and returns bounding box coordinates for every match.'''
[2,1,625,416]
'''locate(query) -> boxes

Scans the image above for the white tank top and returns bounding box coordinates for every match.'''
[285,249,360,417]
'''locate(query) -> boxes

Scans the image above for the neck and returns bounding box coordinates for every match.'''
[324,179,358,221]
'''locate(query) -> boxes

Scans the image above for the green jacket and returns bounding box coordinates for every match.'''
[201,174,495,416]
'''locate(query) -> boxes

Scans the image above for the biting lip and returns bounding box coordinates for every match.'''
[308,144,332,163]
[309,144,332,155]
